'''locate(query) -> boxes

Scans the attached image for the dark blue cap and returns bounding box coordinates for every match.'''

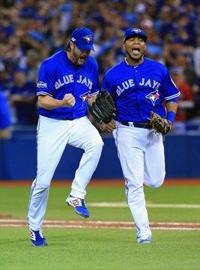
[71,27,94,51]
[124,28,147,42]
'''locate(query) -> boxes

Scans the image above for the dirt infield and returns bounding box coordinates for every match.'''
[1,219,200,231]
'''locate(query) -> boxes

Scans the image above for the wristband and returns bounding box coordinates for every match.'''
[167,111,175,123]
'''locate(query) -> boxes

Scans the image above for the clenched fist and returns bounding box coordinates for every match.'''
[62,93,75,107]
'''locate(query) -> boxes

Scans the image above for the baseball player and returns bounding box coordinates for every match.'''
[102,28,180,244]
[0,89,11,139]
[27,27,105,247]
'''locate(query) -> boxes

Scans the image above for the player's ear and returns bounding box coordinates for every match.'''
[67,41,75,52]
[122,42,126,53]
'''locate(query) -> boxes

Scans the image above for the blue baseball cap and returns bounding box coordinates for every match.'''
[124,28,147,42]
[71,27,94,51]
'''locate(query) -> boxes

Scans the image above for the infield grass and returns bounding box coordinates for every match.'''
[0,182,200,270]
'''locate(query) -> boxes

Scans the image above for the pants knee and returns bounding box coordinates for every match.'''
[144,171,165,188]
[145,178,164,188]
[87,137,104,153]
[32,175,52,189]
[150,183,162,188]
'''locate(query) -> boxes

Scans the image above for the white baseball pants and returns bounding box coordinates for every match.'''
[28,115,103,231]
[113,123,165,240]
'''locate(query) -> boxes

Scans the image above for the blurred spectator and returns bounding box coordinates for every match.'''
[193,35,200,84]
[98,48,117,82]
[23,50,40,83]
[9,69,37,126]
[0,88,11,139]
[171,67,194,122]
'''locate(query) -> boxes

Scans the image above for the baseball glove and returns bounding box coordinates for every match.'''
[150,112,172,135]
[89,90,116,124]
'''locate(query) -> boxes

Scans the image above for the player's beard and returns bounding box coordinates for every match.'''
[71,47,89,66]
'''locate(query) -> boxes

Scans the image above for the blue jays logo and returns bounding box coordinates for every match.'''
[145,90,160,106]
[83,35,92,43]
[131,28,141,33]
[80,91,89,101]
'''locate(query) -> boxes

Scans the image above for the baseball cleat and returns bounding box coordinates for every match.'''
[137,236,152,244]
[66,195,90,218]
[29,229,48,247]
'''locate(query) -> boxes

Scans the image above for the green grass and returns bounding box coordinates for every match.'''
[0,228,200,270]
[0,185,200,221]
[0,183,200,270]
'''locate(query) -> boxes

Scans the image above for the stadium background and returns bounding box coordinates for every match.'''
[0,0,200,180]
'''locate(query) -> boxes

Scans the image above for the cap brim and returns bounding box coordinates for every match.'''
[76,44,95,52]
[125,34,147,42]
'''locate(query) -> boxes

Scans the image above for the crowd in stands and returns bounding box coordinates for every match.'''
[1,0,200,135]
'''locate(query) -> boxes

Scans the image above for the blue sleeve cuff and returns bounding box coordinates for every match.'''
[167,111,176,123]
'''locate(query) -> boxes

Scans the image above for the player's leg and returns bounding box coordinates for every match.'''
[28,116,71,232]
[144,132,165,188]
[113,125,152,243]
[66,116,103,217]
[67,116,103,198]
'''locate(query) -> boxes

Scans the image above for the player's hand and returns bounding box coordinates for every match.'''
[99,120,116,133]
[62,94,75,107]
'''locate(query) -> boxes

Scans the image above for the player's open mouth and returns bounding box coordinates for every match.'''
[132,48,140,53]
[80,56,87,61]
[131,48,141,56]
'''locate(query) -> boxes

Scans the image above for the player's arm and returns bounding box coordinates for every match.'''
[165,101,178,123]
[162,67,180,123]
[36,61,75,109]
[38,94,75,110]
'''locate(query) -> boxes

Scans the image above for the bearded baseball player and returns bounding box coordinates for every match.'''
[102,28,180,244]
[27,27,115,247]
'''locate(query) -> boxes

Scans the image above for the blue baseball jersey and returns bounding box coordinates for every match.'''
[102,58,180,122]
[36,50,99,120]
[0,91,11,129]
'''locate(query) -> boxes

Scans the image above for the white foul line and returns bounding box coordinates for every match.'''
[87,202,200,209]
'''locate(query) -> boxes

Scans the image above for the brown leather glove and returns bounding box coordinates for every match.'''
[150,112,172,135]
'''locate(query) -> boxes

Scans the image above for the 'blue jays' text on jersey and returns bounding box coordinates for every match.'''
[102,58,180,123]
[36,50,99,120]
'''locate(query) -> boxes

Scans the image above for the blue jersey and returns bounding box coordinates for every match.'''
[36,50,99,120]
[0,91,11,129]
[102,58,180,123]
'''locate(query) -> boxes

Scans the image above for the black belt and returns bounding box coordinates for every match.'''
[120,121,152,129]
